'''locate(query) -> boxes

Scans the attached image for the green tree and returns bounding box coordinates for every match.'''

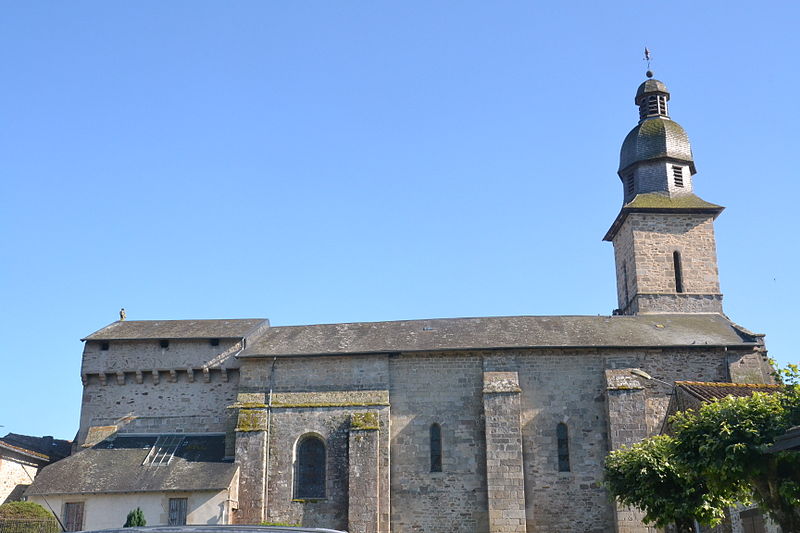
[123,507,146,527]
[671,389,800,531]
[605,373,800,532]
[604,435,733,531]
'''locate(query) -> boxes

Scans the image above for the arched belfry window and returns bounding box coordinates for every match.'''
[430,423,442,472]
[294,435,326,499]
[557,423,570,472]
[673,251,684,293]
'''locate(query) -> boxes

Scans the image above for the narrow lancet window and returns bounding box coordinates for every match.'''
[557,423,570,472]
[673,251,684,293]
[295,435,326,498]
[430,423,442,472]
[622,262,630,305]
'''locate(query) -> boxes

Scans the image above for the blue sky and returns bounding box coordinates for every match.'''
[1,1,797,439]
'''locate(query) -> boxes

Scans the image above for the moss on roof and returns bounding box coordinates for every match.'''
[625,193,723,210]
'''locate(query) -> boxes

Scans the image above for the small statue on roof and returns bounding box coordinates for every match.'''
[120,308,127,321]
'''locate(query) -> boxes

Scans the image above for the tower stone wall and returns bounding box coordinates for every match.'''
[78,339,242,447]
[613,212,722,314]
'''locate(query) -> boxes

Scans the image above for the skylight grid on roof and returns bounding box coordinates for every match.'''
[143,435,184,466]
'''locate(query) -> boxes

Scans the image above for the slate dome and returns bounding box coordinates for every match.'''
[619,117,695,174]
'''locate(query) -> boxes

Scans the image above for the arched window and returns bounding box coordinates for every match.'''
[294,435,326,499]
[557,423,570,472]
[430,423,442,472]
[673,251,684,293]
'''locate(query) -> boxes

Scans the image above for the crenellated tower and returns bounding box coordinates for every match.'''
[605,73,725,315]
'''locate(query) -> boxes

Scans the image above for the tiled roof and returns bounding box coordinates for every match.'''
[241,313,759,358]
[771,426,800,452]
[25,434,237,495]
[82,319,269,341]
[675,381,781,402]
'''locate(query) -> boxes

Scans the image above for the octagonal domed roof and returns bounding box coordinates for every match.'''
[635,78,669,104]
[619,117,695,173]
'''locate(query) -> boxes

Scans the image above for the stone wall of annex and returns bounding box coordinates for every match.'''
[78,339,242,446]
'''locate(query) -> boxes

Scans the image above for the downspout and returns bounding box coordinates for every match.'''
[264,356,278,522]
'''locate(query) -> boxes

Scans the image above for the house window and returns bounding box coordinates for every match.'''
[557,423,570,472]
[430,423,442,472]
[295,435,326,499]
[672,165,684,187]
[159,340,170,349]
[63,502,84,532]
[673,251,684,293]
[168,498,188,525]
[625,173,634,197]
[209,338,220,347]
[100,342,110,351]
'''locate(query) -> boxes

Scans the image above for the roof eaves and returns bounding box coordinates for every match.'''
[675,381,782,402]
[604,203,725,242]
[241,341,759,359]
[0,440,50,461]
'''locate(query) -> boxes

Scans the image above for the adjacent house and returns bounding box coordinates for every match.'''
[25,433,239,531]
[0,433,70,505]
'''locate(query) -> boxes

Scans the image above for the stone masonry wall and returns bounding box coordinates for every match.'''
[0,452,40,504]
[82,338,243,374]
[78,368,239,446]
[613,212,722,314]
[78,339,242,446]
[482,372,526,533]
[236,356,391,532]
[234,344,734,533]
[389,352,488,533]
[349,413,381,533]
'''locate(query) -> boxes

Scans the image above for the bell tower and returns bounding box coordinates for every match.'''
[604,73,725,315]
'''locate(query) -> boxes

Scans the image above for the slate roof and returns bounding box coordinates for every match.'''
[635,78,669,101]
[603,193,724,242]
[0,433,71,462]
[240,314,759,358]
[25,434,237,495]
[82,319,269,341]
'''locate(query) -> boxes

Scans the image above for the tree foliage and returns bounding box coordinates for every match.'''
[123,507,146,527]
[605,370,800,532]
[604,435,732,531]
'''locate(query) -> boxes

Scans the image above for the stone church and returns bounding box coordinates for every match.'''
[27,75,774,533]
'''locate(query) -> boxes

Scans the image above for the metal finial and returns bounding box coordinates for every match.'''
[643,47,652,75]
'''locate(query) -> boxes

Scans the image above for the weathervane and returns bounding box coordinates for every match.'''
[644,47,654,78]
